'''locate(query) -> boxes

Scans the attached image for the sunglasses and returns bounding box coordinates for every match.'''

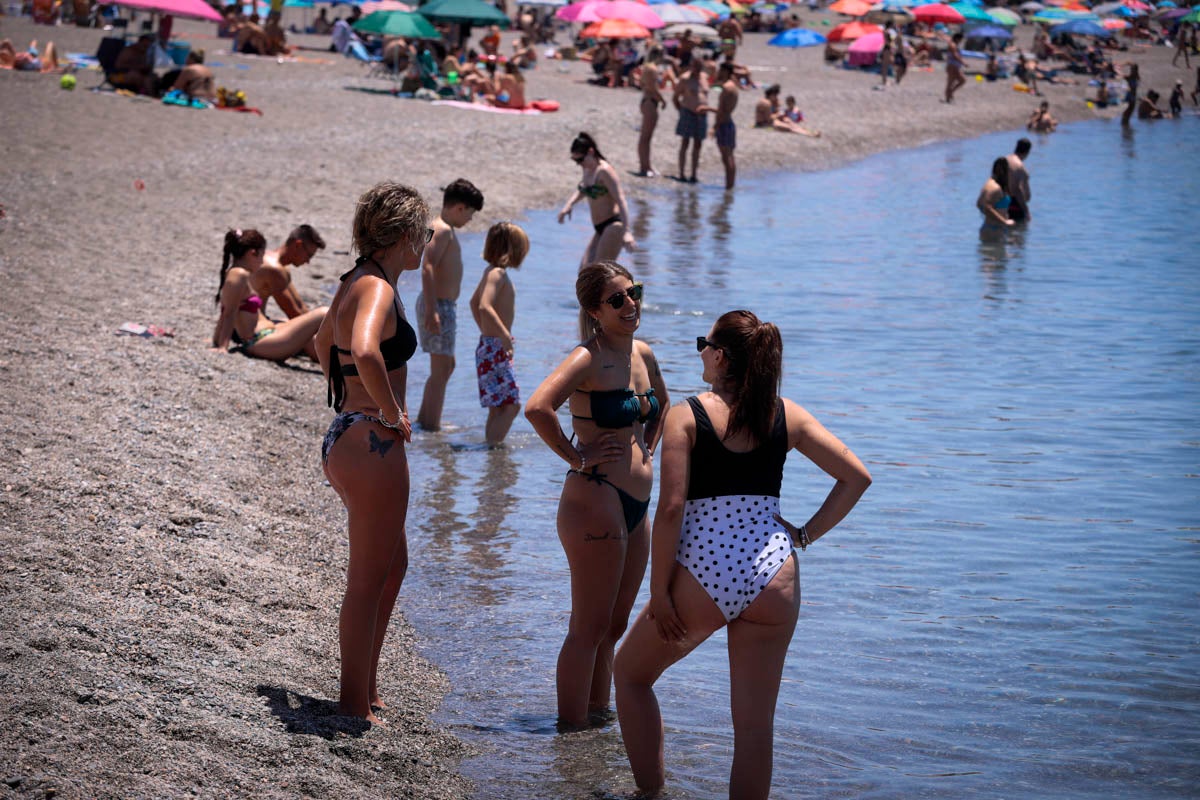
[424,227,435,244]
[696,336,722,353]
[571,153,585,164]
[603,283,643,310]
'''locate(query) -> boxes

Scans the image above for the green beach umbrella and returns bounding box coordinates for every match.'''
[417,0,510,26]
[1182,6,1200,20]
[951,1,992,20]
[354,10,444,37]
[985,6,1021,25]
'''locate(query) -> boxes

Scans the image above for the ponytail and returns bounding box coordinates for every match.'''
[216,228,266,304]
[710,310,782,445]
[570,131,605,163]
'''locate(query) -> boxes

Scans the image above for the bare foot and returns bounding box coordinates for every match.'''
[338,702,385,725]
[370,696,388,711]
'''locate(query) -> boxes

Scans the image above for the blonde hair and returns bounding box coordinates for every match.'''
[576,260,634,341]
[352,182,429,258]
[482,222,529,268]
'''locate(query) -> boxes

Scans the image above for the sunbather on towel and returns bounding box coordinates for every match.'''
[0,39,61,72]
[488,61,526,108]
[171,50,216,101]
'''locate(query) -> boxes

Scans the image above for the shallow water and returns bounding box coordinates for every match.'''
[391,118,1200,799]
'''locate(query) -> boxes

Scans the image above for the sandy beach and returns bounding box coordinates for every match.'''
[0,10,1187,797]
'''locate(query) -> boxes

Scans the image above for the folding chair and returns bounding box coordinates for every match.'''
[94,36,126,90]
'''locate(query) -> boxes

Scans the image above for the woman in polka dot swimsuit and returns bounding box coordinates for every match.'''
[613,309,872,799]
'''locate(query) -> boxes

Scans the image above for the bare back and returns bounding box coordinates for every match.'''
[425,217,464,301]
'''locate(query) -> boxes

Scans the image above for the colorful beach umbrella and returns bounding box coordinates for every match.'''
[98,0,222,22]
[1101,16,1130,26]
[985,7,1021,24]
[660,21,721,38]
[951,1,992,19]
[593,0,666,27]
[418,0,508,25]
[912,2,966,22]
[1180,6,1200,20]
[686,0,732,18]
[866,3,916,23]
[354,9,440,36]
[767,27,827,45]
[829,0,872,14]
[1018,1,1044,10]
[653,3,711,22]
[1050,17,1112,33]
[555,0,601,21]
[580,17,652,36]
[827,19,883,38]
[359,0,413,13]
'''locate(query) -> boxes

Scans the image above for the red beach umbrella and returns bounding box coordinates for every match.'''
[827,19,883,39]
[912,2,966,23]
[829,0,872,15]
[580,17,653,37]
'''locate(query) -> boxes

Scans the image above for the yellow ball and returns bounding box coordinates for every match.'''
[975,74,983,82]
[1086,101,1094,108]
[60,74,76,90]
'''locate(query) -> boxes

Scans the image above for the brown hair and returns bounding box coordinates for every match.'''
[709,310,783,445]
[351,182,429,258]
[482,222,530,269]
[576,260,634,341]
[216,228,266,304]
[287,223,325,250]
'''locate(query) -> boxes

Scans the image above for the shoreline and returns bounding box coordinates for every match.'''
[0,12,1187,797]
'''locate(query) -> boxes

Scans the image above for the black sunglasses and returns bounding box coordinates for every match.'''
[424,227,435,244]
[696,336,722,353]
[571,153,585,164]
[603,283,643,310]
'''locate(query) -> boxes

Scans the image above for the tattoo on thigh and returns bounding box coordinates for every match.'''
[368,430,394,459]
[584,529,627,542]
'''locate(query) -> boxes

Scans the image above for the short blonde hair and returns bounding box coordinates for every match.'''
[482,222,530,269]
[352,182,429,257]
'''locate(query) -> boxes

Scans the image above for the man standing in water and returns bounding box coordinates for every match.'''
[416,179,485,432]
[1006,138,1032,224]
[713,61,739,191]
[674,58,710,183]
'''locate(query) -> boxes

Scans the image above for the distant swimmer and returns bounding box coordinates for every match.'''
[1027,100,1057,133]
[977,157,1015,240]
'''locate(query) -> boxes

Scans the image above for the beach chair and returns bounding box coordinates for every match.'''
[94,36,126,90]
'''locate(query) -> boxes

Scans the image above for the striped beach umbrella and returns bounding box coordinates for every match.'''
[986,6,1021,24]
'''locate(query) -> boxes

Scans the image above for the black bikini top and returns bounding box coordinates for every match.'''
[573,387,660,429]
[327,256,417,411]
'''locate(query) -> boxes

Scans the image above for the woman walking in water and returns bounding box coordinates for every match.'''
[558,133,636,270]
[315,182,430,722]
[614,310,870,799]
[525,261,669,729]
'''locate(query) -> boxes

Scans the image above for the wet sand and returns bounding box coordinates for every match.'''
[0,12,1185,797]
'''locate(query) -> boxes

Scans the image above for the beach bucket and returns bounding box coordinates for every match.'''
[167,40,191,66]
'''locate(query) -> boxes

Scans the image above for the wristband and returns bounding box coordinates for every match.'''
[379,409,404,431]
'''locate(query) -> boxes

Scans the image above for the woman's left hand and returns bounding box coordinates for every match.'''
[649,593,686,642]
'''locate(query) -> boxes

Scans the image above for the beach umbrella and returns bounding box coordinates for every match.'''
[847,30,883,63]
[912,2,966,22]
[1156,0,1176,7]
[655,3,712,22]
[555,0,600,20]
[751,0,789,10]
[767,26,827,45]
[1181,6,1200,20]
[580,16,652,35]
[417,0,509,26]
[965,21,1012,36]
[359,0,413,12]
[593,0,667,27]
[827,19,883,38]
[829,0,872,14]
[985,6,1021,24]
[686,0,732,18]
[951,1,992,19]
[354,9,441,35]
[1124,0,1153,9]
[1018,0,1044,9]
[660,21,721,37]
[98,0,223,21]
[1050,17,1112,33]
[1091,0,1122,11]
[1157,5,1189,16]
[1101,16,1129,26]
[1113,4,1140,14]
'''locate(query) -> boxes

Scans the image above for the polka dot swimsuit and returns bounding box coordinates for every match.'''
[678,496,794,622]
[676,396,793,623]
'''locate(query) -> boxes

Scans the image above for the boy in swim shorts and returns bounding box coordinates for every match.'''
[416,178,485,431]
[469,222,530,446]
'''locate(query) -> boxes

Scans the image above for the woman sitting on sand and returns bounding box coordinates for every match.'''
[525,261,669,729]
[314,182,429,723]
[211,228,328,360]
[488,61,526,108]
[976,157,1014,240]
[558,132,637,269]
[754,84,821,137]
[171,50,216,101]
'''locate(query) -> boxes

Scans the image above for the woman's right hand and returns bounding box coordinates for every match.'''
[381,408,412,442]
[577,431,623,467]
[649,593,686,642]
[558,206,572,224]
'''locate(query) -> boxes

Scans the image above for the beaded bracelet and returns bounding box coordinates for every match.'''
[797,524,811,551]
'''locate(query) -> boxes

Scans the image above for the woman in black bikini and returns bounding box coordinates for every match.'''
[558,132,637,270]
[526,260,670,729]
[211,228,326,361]
[313,182,430,723]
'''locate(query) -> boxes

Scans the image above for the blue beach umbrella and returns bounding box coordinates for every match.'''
[965,21,1012,36]
[1050,17,1112,34]
[767,27,827,45]
[1157,0,1176,7]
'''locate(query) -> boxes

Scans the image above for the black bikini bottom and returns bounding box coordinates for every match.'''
[594,215,620,236]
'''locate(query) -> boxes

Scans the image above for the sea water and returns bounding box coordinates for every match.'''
[392,118,1200,799]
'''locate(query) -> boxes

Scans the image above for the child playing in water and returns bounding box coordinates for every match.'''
[469,222,530,446]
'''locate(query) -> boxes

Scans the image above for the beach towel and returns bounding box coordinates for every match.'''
[430,100,546,115]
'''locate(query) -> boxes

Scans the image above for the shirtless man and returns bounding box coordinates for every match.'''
[712,61,739,191]
[416,179,485,432]
[252,225,327,319]
[112,34,157,95]
[1005,138,1032,224]
[674,58,710,183]
[1026,99,1057,132]
[637,46,672,177]
[171,50,216,101]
